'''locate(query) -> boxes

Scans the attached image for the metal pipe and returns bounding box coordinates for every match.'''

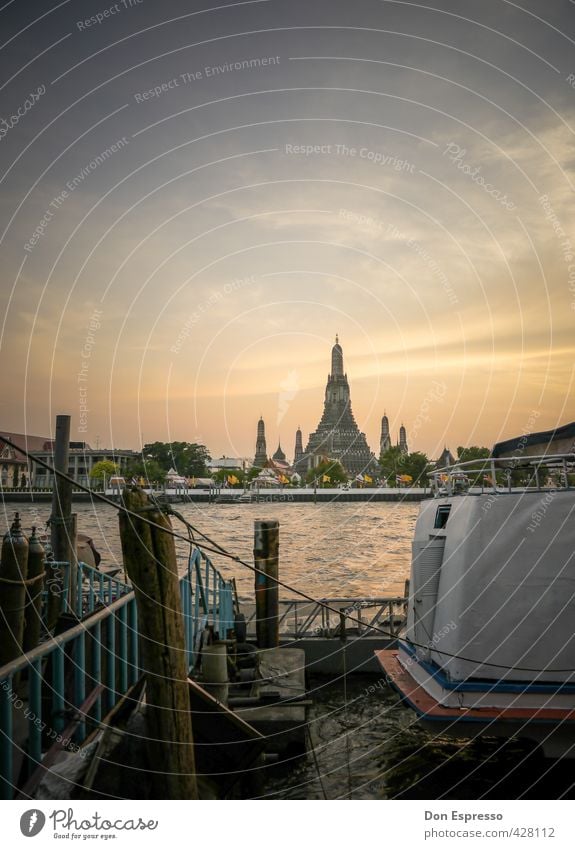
[74,632,86,739]
[92,620,102,724]
[0,675,13,799]
[28,661,42,768]
[128,602,138,685]
[52,646,65,734]
[106,615,116,712]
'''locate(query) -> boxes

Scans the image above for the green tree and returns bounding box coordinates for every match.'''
[379,446,406,486]
[306,459,348,486]
[456,446,491,485]
[402,451,430,486]
[125,458,166,485]
[379,448,430,486]
[142,441,211,477]
[89,460,119,490]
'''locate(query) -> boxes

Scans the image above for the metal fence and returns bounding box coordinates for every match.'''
[245,596,407,639]
[0,546,236,799]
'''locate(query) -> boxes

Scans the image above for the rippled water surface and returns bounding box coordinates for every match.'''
[263,675,575,800]
[2,500,419,600]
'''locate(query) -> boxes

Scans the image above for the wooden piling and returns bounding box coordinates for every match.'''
[254,520,279,649]
[119,487,198,799]
[22,528,45,654]
[49,415,75,625]
[0,514,29,666]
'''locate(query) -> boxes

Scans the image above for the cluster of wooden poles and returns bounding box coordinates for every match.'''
[0,415,82,668]
[0,414,284,800]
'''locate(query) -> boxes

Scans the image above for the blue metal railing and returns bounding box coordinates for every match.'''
[75,561,132,617]
[0,545,236,799]
[182,547,236,669]
[45,560,132,620]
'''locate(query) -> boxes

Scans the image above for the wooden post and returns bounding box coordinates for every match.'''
[119,487,198,799]
[253,520,279,649]
[49,415,76,621]
[0,513,29,666]
[22,527,45,654]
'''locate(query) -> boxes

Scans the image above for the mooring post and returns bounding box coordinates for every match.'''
[49,415,76,623]
[254,520,279,649]
[0,513,29,667]
[119,487,198,799]
[22,527,45,653]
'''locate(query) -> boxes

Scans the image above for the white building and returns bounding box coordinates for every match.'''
[208,456,248,473]
[30,441,138,488]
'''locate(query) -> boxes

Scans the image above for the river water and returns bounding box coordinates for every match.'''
[1,500,418,600]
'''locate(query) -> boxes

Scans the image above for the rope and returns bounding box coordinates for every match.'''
[305,726,328,800]
[2,433,575,673]
[0,572,45,586]
[341,616,353,801]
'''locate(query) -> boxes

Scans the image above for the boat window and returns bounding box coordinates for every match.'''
[434,505,451,528]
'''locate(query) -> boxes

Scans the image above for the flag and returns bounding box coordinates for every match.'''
[398,474,413,483]
[364,474,373,483]
[322,474,330,482]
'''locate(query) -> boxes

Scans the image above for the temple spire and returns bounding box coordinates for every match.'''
[295,336,376,477]
[253,417,267,468]
[331,335,344,378]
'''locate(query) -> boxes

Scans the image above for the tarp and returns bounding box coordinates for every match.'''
[410,492,575,683]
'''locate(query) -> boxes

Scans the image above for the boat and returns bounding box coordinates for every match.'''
[377,423,575,759]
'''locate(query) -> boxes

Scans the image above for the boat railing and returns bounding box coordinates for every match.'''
[0,544,236,799]
[432,452,575,496]
[245,596,407,639]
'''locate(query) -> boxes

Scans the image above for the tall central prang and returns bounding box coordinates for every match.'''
[295,336,377,477]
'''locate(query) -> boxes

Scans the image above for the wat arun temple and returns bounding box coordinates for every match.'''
[253,336,403,478]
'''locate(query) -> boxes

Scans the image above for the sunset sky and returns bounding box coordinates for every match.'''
[1,0,574,461]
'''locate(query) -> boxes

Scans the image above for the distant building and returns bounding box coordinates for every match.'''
[208,456,246,473]
[0,431,48,488]
[27,440,137,488]
[266,442,292,478]
[296,336,378,477]
[294,427,304,467]
[272,442,286,463]
[435,447,456,468]
[253,417,268,468]
[380,413,391,455]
